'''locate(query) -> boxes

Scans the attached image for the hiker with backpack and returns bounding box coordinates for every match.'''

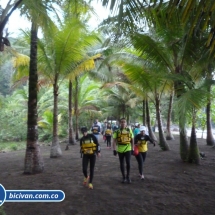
[80,126,101,189]
[112,118,134,183]
[134,126,156,180]
[105,122,112,149]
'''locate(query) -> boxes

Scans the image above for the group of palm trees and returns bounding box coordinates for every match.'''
[1,0,215,174]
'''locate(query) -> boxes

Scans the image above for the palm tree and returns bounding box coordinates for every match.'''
[24,21,44,173]
[37,18,100,157]
[67,54,102,142]
[73,74,104,134]
[102,49,170,150]
[176,84,208,164]
[165,89,175,140]
[99,1,215,55]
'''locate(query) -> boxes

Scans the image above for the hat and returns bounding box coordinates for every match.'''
[140,126,146,131]
[81,126,88,133]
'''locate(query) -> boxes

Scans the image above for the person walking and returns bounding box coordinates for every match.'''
[112,118,134,183]
[134,126,155,180]
[133,123,140,137]
[80,126,101,189]
[105,122,112,149]
[91,120,101,140]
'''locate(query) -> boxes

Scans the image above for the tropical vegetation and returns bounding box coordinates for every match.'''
[1,0,215,172]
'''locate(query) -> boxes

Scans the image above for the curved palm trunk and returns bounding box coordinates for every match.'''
[50,75,62,158]
[24,23,44,174]
[188,110,200,164]
[166,91,174,140]
[155,94,170,150]
[206,84,215,146]
[146,98,157,141]
[67,80,76,147]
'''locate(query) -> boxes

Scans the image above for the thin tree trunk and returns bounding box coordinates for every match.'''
[206,84,215,146]
[66,80,76,149]
[24,22,44,174]
[155,94,170,150]
[188,109,200,164]
[146,98,157,141]
[166,90,174,140]
[50,75,62,158]
[142,100,146,126]
[75,76,79,140]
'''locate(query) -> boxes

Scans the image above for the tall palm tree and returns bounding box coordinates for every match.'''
[22,0,54,173]
[67,54,102,142]
[24,21,44,173]
[37,18,99,157]
[165,89,175,140]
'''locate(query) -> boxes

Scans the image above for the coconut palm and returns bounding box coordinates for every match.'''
[113,52,171,150]
[21,0,59,173]
[72,73,104,138]
[99,0,215,55]
[175,83,208,164]
[66,53,102,144]
[37,17,100,157]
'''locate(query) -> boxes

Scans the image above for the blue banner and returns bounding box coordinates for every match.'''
[0,184,65,206]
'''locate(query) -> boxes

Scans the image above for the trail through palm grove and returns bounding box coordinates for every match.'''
[1,135,215,215]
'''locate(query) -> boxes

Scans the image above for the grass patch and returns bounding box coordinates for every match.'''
[0,141,26,152]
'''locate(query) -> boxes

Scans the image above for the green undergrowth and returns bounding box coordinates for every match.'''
[0,141,26,152]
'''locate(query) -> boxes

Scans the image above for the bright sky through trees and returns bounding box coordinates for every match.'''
[1,0,110,36]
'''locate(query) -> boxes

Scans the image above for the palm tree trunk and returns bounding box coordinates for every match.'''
[142,100,146,125]
[146,98,157,141]
[24,22,44,174]
[50,75,62,158]
[174,69,189,161]
[67,80,76,146]
[166,90,174,140]
[75,76,79,140]
[188,109,200,164]
[206,84,215,146]
[155,94,169,150]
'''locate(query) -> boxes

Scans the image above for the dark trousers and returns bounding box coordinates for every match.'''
[82,154,96,183]
[106,136,111,147]
[135,152,147,175]
[118,151,131,178]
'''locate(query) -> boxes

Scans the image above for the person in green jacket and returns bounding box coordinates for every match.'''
[112,118,134,183]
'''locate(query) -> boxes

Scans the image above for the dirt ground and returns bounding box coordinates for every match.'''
[1,134,215,215]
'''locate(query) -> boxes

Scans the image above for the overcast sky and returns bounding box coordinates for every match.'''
[2,0,110,36]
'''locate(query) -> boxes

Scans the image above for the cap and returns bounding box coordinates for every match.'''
[140,126,146,131]
[81,126,88,133]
